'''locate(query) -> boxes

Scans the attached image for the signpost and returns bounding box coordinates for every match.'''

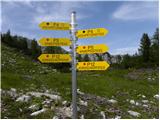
[38,54,71,63]
[76,28,108,38]
[77,61,110,71]
[39,22,71,30]
[76,44,109,54]
[38,37,71,46]
[38,11,110,119]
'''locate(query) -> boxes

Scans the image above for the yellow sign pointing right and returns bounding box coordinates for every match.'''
[77,61,110,71]
[76,44,109,54]
[76,28,108,38]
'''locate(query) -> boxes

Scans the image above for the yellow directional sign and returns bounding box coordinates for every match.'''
[38,38,71,46]
[76,44,109,54]
[38,54,71,63]
[39,22,71,30]
[77,61,110,71]
[76,28,108,38]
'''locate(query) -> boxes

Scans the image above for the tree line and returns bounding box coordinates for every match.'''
[113,28,159,69]
[1,28,159,70]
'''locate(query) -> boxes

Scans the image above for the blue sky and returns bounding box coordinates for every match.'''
[1,0,159,55]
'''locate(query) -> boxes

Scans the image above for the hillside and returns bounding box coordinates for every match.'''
[1,43,159,119]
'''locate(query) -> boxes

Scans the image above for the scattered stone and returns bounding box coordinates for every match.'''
[77,89,84,95]
[28,92,61,101]
[142,100,149,103]
[30,108,47,116]
[135,102,140,106]
[115,115,121,119]
[128,110,141,117]
[100,111,105,119]
[55,106,72,118]
[62,101,67,106]
[79,99,88,106]
[154,94,159,100]
[53,116,59,119]
[16,95,31,102]
[142,95,146,98]
[80,114,84,119]
[10,88,16,92]
[142,104,149,108]
[108,99,117,104]
[130,100,135,105]
[29,104,40,111]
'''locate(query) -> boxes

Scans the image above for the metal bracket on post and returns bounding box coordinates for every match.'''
[70,11,77,119]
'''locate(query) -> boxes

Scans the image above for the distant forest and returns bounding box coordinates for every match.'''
[1,28,159,71]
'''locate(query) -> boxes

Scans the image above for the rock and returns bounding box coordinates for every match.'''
[100,111,105,119]
[28,92,61,101]
[42,100,52,108]
[55,106,72,118]
[53,116,59,119]
[142,95,146,98]
[80,114,84,119]
[142,100,149,103]
[77,89,84,95]
[62,101,67,106]
[130,100,135,105]
[108,99,117,104]
[30,108,47,116]
[79,99,88,106]
[10,88,16,92]
[16,95,31,102]
[128,110,141,117]
[154,94,159,100]
[142,104,149,108]
[115,115,121,119]
[135,102,140,106]
[29,104,40,111]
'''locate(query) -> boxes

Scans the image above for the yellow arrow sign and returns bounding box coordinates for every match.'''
[76,28,109,38]
[76,44,109,54]
[38,54,71,63]
[38,38,71,46]
[77,61,110,71]
[39,22,71,30]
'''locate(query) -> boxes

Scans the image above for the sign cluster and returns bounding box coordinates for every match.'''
[38,22,110,71]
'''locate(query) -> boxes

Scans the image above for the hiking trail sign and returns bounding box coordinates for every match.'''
[38,54,71,63]
[76,28,108,38]
[77,61,110,71]
[38,37,71,46]
[38,11,110,119]
[39,22,71,30]
[76,44,109,54]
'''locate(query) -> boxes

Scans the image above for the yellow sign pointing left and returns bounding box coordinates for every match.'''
[77,61,110,71]
[76,44,109,54]
[38,54,71,63]
[38,38,71,46]
[39,22,71,30]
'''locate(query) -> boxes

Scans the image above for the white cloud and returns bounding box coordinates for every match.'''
[111,47,138,55]
[33,2,90,24]
[112,2,158,20]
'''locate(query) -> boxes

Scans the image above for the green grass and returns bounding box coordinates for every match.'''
[1,43,159,119]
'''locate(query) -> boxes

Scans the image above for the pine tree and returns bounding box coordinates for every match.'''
[150,28,159,66]
[138,33,151,62]
[83,54,90,61]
